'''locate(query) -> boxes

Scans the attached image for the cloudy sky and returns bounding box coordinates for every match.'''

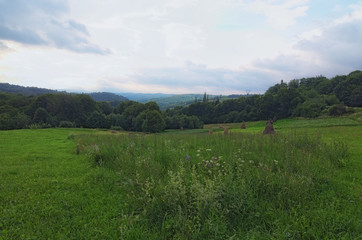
[0,0,362,94]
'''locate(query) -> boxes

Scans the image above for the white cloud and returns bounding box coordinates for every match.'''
[162,23,205,59]
[250,5,362,80]
[107,62,280,94]
[0,0,361,94]
[0,0,109,54]
[238,0,309,29]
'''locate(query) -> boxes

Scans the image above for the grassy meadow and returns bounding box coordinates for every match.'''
[0,114,361,239]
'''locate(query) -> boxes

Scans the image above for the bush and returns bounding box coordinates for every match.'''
[328,104,346,116]
[59,121,75,128]
[29,123,51,129]
[110,126,123,131]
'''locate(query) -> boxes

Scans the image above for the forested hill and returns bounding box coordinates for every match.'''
[163,70,362,125]
[0,83,128,103]
[0,83,60,95]
[144,94,244,110]
[88,92,128,102]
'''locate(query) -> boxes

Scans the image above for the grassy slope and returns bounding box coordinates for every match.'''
[1,115,361,239]
[212,116,362,197]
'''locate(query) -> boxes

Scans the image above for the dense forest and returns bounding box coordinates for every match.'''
[166,70,362,124]
[1,70,361,131]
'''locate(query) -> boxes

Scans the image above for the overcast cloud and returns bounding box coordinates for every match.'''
[0,0,361,94]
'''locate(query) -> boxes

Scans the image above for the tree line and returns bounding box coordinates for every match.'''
[165,70,362,124]
[1,70,361,131]
[0,92,203,132]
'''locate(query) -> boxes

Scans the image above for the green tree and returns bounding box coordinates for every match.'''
[85,111,109,128]
[12,112,30,129]
[33,107,49,124]
[97,102,113,115]
[106,113,125,128]
[328,104,346,116]
[203,92,207,103]
[142,110,165,133]
[0,113,11,130]
[145,101,160,111]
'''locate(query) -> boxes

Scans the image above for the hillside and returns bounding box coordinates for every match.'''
[119,92,175,101]
[0,83,60,95]
[87,92,128,102]
[0,83,128,103]
[140,94,242,110]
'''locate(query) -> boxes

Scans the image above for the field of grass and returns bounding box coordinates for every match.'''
[1,115,361,239]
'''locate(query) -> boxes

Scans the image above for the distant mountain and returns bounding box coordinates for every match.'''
[119,92,175,102]
[144,94,202,110]
[0,83,60,95]
[88,92,128,102]
[139,94,243,110]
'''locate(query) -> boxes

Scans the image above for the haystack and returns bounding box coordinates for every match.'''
[263,120,275,134]
[224,127,229,135]
[273,115,277,123]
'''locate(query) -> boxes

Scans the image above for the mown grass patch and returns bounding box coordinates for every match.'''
[0,129,126,239]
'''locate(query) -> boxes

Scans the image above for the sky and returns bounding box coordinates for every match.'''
[0,0,362,94]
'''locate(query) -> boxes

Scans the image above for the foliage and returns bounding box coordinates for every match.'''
[164,71,362,123]
[59,121,76,128]
[85,111,109,129]
[329,104,347,116]
[142,110,166,133]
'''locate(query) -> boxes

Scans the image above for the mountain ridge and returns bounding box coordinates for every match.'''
[0,82,245,109]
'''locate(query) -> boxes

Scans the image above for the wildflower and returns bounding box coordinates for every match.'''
[206,149,212,151]
[196,154,200,157]
[185,154,191,162]
[197,149,201,152]
[273,160,278,164]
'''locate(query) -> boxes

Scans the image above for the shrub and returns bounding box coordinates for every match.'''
[59,121,75,128]
[110,126,123,131]
[328,104,346,116]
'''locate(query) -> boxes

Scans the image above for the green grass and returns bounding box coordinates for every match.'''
[1,116,361,239]
[0,129,126,239]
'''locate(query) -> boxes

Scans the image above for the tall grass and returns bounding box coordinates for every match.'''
[77,132,359,239]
